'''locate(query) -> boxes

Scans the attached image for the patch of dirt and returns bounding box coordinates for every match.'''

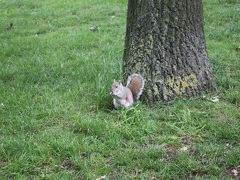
[187,172,208,179]
[61,159,81,174]
[181,136,192,145]
[180,136,196,154]
[105,157,114,166]
[163,146,178,162]
[131,168,142,177]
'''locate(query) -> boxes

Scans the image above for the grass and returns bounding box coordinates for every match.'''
[0,0,239,179]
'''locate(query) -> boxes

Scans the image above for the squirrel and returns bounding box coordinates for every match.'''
[110,74,144,109]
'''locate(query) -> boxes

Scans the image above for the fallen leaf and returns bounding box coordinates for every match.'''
[96,175,106,180]
[210,96,219,103]
[90,26,99,32]
[231,169,238,176]
[180,146,188,152]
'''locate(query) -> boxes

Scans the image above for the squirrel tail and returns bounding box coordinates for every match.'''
[126,74,144,101]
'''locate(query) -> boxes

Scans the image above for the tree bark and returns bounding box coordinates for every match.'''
[123,0,215,103]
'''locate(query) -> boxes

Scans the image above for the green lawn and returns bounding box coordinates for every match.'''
[0,0,239,179]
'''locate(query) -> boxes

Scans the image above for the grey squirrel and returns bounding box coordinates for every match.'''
[110,74,144,109]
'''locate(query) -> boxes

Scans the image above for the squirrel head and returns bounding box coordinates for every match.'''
[111,80,124,99]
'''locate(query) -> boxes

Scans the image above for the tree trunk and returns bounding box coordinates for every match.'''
[123,0,215,103]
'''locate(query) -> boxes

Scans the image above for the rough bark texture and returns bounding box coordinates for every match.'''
[123,0,215,103]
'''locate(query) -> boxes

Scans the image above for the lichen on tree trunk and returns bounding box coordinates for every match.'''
[123,0,215,103]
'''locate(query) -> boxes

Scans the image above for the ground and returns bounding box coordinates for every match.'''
[0,0,239,179]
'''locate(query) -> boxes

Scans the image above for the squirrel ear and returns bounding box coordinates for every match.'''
[118,80,122,85]
[113,79,116,82]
